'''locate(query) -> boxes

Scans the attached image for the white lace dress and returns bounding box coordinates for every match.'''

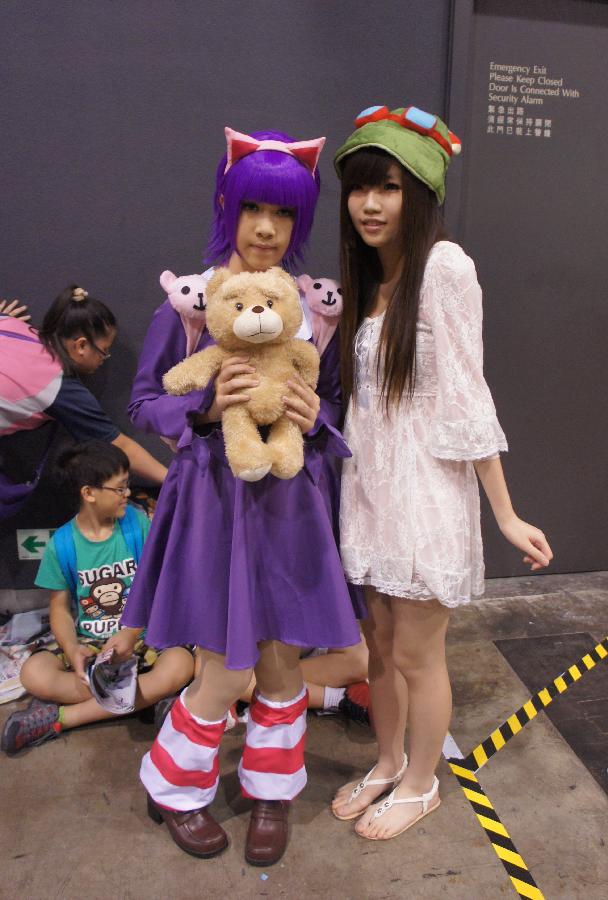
[340,241,508,606]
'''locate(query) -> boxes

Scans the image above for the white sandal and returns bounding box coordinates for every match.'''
[361,775,440,839]
[332,753,408,821]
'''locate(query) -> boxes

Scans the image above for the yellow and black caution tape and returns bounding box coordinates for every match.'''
[449,762,545,900]
[446,635,607,897]
[461,636,608,773]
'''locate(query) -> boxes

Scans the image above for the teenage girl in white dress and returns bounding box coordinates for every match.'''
[330,105,553,840]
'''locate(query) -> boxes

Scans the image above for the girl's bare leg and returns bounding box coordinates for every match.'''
[185,648,253,721]
[185,642,303,722]
[332,589,408,818]
[254,640,303,700]
[355,597,449,839]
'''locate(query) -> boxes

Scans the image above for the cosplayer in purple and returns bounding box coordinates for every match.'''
[120,127,361,864]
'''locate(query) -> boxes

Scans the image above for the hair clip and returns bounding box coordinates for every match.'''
[72,288,89,302]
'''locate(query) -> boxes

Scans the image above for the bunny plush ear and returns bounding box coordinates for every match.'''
[160,270,177,293]
[296,274,313,293]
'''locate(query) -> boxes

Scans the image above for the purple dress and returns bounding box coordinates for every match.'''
[121,299,363,669]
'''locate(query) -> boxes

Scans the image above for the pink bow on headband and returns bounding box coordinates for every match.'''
[224,127,326,176]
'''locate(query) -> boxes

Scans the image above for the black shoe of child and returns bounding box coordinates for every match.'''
[153,694,178,733]
[338,682,372,728]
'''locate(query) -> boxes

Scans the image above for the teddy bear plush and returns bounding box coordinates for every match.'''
[163,266,320,482]
[296,275,343,356]
[160,269,212,356]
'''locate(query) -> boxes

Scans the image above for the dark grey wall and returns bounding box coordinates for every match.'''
[1,0,450,587]
[5,0,605,589]
[448,0,608,575]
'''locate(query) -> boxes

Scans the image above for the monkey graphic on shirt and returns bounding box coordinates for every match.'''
[87,577,127,616]
[75,556,137,637]
[79,573,130,636]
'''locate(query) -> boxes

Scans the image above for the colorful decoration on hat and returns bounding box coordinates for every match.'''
[353,106,461,157]
[448,131,461,156]
[224,127,326,177]
[334,104,462,204]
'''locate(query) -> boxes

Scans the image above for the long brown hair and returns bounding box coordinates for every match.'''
[339,149,447,409]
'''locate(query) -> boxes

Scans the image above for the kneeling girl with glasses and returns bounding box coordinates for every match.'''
[0,284,167,520]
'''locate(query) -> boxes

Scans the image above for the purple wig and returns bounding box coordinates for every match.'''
[204,130,321,273]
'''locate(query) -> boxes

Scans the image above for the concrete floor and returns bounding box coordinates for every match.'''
[1,572,607,899]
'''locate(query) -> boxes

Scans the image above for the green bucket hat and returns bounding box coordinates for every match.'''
[333,105,461,205]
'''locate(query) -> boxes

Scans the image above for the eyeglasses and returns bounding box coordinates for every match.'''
[90,340,112,360]
[354,105,458,157]
[98,484,131,496]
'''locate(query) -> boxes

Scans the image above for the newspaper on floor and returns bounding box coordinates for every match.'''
[0,609,54,704]
[0,646,30,703]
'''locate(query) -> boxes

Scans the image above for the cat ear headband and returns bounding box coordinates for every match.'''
[224,127,326,176]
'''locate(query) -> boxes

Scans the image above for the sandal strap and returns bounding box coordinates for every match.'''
[349,753,408,800]
[394,753,408,781]
[373,776,439,818]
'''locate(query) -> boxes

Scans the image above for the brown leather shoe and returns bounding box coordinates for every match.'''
[245,799,289,866]
[147,794,228,858]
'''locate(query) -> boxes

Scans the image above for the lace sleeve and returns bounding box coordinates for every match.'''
[425,244,508,461]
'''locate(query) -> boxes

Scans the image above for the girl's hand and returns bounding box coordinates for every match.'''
[104,627,141,662]
[204,355,260,423]
[284,375,320,434]
[0,298,31,321]
[66,643,96,683]
[499,513,553,571]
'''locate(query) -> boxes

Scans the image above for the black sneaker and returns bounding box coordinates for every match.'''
[153,694,178,733]
[338,682,372,728]
[235,700,249,720]
[1,698,61,754]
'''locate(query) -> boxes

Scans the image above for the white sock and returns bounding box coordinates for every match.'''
[323,686,346,711]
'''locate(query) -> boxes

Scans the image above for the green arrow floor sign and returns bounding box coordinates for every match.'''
[16,529,55,561]
[22,535,45,553]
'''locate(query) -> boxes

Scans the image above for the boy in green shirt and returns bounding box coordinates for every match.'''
[2,441,194,754]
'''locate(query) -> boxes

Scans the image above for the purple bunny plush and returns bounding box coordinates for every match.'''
[160,269,213,357]
[296,275,343,356]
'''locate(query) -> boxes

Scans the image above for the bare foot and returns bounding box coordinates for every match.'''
[354,775,440,840]
[331,755,407,821]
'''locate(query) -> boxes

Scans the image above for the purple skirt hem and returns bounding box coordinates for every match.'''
[144,635,363,671]
[123,437,362,670]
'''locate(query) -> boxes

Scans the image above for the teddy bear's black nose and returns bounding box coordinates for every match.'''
[252,306,265,314]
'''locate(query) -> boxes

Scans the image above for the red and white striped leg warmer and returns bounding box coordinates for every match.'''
[238,686,308,801]
[140,689,227,811]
